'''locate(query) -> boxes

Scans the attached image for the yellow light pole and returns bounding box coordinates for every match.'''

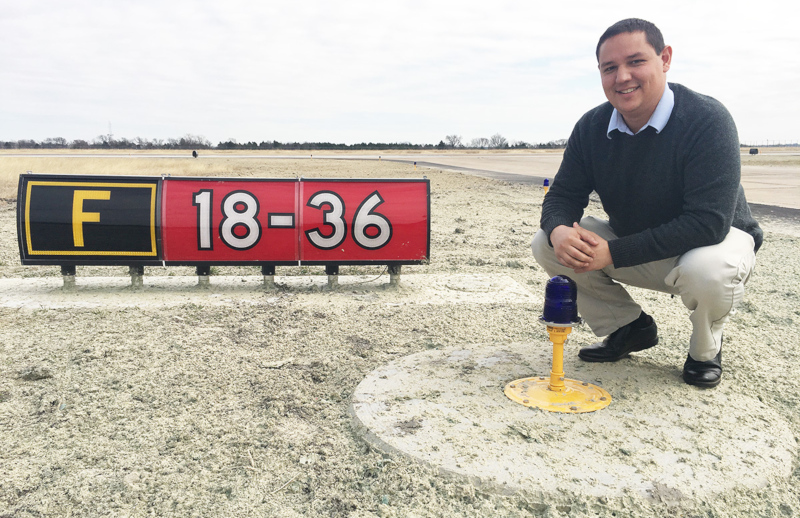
[546,325,568,392]
[504,276,612,413]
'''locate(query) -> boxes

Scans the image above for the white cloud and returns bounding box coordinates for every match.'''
[1,0,797,144]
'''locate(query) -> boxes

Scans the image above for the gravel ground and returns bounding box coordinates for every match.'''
[0,160,798,517]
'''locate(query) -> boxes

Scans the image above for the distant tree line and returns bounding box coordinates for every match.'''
[217,140,444,151]
[1,133,572,150]
[4,133,797,151]
[1,134,214,150]
[444,134,568,150]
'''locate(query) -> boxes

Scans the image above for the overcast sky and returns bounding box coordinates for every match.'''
[2,0,797,146]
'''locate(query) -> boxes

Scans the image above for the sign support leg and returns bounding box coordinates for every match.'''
[326,265,339,289]
[61,265,76,290]
[388,264,401,287]
[262,264,276,289]
[129,265,144,289]
[196,266,211,287]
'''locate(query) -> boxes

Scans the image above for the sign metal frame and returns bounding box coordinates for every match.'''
[17,174,430,269]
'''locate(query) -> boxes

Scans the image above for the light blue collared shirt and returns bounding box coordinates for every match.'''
[606,84,674,138]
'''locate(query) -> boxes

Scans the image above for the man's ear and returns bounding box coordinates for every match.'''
[661,45,673,73]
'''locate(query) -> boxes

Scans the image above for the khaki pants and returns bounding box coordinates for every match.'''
[531,217,756,361]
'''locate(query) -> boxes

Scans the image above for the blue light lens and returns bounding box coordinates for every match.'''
[541,275,579,324]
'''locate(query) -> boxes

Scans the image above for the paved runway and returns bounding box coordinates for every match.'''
[5,150,797,221]
[378,153,800,229]
[382,152,800,211]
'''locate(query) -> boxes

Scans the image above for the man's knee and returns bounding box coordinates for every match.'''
[667,240,755,304]
[578,216,617,240]
[531,229,554,265]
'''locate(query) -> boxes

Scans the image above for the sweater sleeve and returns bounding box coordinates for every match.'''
[607,103,741,267]
[539,119,596,240]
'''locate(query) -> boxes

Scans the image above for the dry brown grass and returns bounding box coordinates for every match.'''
[1,147,796,202]
[0,149,567,201]
[0,157,216,199]
[0,154,406,200]
[742,153,800,167]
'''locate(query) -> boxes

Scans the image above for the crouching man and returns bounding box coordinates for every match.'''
[532,18,762,387]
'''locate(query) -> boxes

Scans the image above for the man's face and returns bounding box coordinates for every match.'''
[598,31,672,133]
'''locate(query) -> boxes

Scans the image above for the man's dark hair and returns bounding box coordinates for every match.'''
[596,18,665,61]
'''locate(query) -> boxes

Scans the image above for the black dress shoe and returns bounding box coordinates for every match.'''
[578,315,658,362]
[682,350,722,388]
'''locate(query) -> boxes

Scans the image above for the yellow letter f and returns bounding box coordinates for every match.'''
[73,190,111,247]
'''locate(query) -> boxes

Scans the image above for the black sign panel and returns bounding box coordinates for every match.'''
[18,175,160,264]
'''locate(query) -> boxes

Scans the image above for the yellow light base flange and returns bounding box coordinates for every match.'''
[504,377,611,414]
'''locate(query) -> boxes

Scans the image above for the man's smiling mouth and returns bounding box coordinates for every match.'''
[618,86,639,94]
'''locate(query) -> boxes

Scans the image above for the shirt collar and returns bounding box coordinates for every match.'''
[606,83,674,138]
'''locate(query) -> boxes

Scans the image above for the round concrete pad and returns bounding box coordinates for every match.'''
[350,342,796,503]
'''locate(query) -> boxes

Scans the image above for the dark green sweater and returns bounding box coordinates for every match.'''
[540,83,762,268]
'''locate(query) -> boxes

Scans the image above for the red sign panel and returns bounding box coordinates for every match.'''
[299,179,429,264]
[161,178,298,263]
